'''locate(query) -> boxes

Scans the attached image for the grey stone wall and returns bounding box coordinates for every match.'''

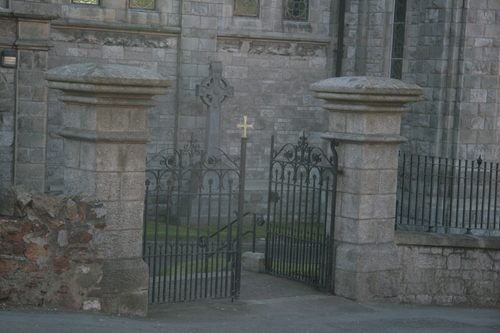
[41,0,333,204]
[400,0,500,161]
[0,12,16,190]
[396,231,500,306]
[0,0,498,199]
[342,0,394,77]
[47,23,179,192]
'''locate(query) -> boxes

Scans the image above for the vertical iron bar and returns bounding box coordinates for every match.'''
[468,160,474,233]
[162,185,172,302]
[494,163,499,230]
[414,155,420,225]
[475,158,481,230]
[481,158,487,229]
[428,156,435,231]
[143,179,150,260]
[206,178,213,298]
[265,135,275,273]
[462,160,468,229]
[398,153,406,226]
[194,171,203,300]
[454,159,461,228]
[442,158,449,230]
[421,156,427,227]
[225,178,233,296]
[234,137,248,300]
[407,154,413,225]
[435,157,442,230]
[152,172,161,302]
[486,162,492,230]
[295,171,304,280]
[447,158,454,229]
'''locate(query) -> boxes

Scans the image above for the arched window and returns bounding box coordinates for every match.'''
[284,0,309,21]
[391,0,407,79]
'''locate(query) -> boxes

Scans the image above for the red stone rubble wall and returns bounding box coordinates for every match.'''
[0,186,106,310]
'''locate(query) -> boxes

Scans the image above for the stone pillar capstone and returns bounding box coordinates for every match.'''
[44,63,172,316]
[310,76,423,300]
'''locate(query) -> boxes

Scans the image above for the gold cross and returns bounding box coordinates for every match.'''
[237,116,253,138]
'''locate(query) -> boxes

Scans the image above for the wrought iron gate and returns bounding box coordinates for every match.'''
[142,137,246,303]
[265,134,339,292]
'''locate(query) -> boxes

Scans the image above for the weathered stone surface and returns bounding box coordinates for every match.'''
[32,194,60,218]
[242,252,265,273]
[314,76,423,301]
[0,188,16,216]
[0,259,17,277]
[396,231,500,307]
[68,231,93,244]
[0,187,106,311]
[53,256,71,274]
[24,244,48,262]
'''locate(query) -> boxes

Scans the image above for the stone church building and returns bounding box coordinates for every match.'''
[0,0,498,195]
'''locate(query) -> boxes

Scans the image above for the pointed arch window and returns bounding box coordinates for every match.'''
[391,0,407,79]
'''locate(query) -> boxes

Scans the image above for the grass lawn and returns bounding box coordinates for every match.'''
[161,258,228,275]
[144,221,267,240]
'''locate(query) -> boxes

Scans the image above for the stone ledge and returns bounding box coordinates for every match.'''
[52,18,181,36]
[0,37,16,48]
[217,30,331,44]
[321,132,407,144]
[15,38,53,51]
[0,9,59,21]
[59,129,153,144]
[395,230,500,250]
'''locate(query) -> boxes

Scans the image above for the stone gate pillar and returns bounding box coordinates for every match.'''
[310,77,423,300]
[44,64,172,316]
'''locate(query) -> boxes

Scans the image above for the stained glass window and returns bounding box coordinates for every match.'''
[284,0,309,22]
[71,0,99,5]
[129,0,156,11]
[234,0,259,18]
[391,0,407,79]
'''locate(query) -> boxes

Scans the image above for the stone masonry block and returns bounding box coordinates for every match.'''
[102,259,149,292]
[341,192,396,220]
[335,268,401,300]
[242,252,265,273]
[17,133,46,148]
[18,20,51,39]
[64,168,95,195]
[96,107,148,132]
[105,229,143,259]
[103,201,144,231]
[335,242,401,273]
[79,141,97,171]
[16,164,45,180]
[94,172,120,201]
[335,217,396,244]
[95,144,146,172]
[64,140,81,169]
[120,172,145,201]
[346,113,402,136]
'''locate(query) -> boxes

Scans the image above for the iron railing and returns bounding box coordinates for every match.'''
[395,153,500,236]
[142,136,246,303]
[265,135,339,292]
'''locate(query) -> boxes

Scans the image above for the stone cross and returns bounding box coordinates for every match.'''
[196,61,234,151]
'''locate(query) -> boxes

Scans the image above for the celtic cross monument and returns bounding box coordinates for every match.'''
[196,61,234,151]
